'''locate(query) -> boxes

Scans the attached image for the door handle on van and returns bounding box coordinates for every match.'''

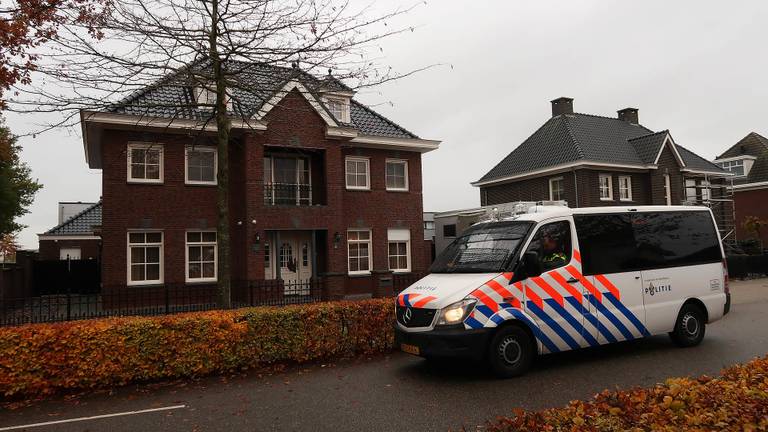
[566,277,579,284]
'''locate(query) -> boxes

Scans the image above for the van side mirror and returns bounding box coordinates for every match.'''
[523,251,543,278]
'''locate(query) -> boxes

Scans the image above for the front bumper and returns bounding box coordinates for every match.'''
[394,326,492,361]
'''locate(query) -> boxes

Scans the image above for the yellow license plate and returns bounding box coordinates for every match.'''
[401,343,420,355]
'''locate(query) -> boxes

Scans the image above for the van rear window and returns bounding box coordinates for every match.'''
[574,211,721,275]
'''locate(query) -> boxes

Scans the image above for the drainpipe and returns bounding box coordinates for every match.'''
[572,168,579,208]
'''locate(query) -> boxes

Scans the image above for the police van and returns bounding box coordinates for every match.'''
[395,205,730,377]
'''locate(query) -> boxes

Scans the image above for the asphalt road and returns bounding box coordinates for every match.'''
[1,279,767,432]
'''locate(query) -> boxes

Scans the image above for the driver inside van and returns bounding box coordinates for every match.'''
[541,233,567,270]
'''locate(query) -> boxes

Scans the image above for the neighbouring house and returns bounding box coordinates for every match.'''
[79,60,439,300]
[471,97,733,239]
[713,132,768,246]
[38,201,102,261]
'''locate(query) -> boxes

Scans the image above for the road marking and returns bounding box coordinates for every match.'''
[0,404,187,431]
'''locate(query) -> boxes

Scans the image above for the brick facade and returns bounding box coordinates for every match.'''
[481,168,657,208]
[734,188,768,244]
[99,89,427,298]
[38,239,101,261]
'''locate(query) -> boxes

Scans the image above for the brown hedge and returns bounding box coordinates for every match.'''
[486,355,768,431]
[0,299,394,398]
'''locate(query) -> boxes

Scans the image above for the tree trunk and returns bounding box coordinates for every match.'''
[209,0,232,308]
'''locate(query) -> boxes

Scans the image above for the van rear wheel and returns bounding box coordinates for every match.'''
[669,304,706,347]
[488,325,534,378]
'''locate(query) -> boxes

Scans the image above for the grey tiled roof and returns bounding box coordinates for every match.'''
[676,145,727,173]
[629,130,669,164]
[717,132,768,184]
[108,60,417,139]
[478,113,726,182]
[45,202,102,236]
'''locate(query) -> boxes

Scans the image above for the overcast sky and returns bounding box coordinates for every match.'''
[8,0,768,249]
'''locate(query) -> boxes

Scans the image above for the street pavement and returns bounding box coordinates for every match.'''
[1,279,767,432]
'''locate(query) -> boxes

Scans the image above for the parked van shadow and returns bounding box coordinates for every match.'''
[396,334,699,383]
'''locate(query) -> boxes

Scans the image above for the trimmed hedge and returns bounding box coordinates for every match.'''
[487,355,768,431]
[0,299,394,398]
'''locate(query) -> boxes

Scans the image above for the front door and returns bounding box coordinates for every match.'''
[278,231,313,294]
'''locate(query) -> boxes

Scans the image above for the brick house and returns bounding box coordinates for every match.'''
[79,61,439,300]
[38,202,102,261]
[713,132,768,246]
[471,97,732,236]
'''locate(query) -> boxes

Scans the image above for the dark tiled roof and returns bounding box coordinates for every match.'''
[45,202,102,236]
[477,113,726,183]
[108,60,417,139]
[716,132,768,184]
[676,145,727,173]
[629,130,669,164]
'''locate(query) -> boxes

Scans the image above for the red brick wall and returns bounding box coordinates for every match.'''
[481,169,652,208]
[99,89,426,297]
[38,239,101,261]
[734,188,768,243]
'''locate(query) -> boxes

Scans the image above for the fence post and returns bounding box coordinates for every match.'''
[66,256,71,321]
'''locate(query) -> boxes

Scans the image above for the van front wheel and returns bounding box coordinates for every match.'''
[669,304,706,347]
[488,325,534,378]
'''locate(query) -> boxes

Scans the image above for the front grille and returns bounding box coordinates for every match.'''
[396,305,437,328]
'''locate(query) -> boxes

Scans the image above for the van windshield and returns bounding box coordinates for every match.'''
[431,221,533,273]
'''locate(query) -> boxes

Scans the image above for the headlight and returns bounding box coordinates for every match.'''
[436,299,477,326]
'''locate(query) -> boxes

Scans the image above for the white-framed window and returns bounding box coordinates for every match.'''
[345,157,370,190]
[347,229,372,274]
[127,231,163,285]
[618,175,632,201]
[186,231,217,282]
[185,147,217,185]
[717,159,745,176]
[127,143,163,183]
[387,228,411,273]
[59,247,81,260]
[424,221,435,230]
[548,177,564,201]
[264,242,271,269]
[324,96,350,123]
[195,86,232,111]
[599,174,613,201]
[385,159,409,191]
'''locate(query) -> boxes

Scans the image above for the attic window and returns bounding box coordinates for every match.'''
[715,156,756,177]
[323,96,350,123]
[194,85,232,112]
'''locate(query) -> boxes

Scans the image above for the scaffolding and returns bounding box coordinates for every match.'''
[681,174,736,249]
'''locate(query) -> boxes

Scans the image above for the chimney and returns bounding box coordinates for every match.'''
[617,107,639,124]
[550,97,574,117]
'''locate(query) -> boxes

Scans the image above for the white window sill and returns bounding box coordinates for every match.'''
[386,188,409,192]
[600,197,613,201]
[185,181,217,186]
[348,271,372,276]
[127,281,164,287]
[391,269,411,274]
[619,198,633,202]
[346,187,371,191]
[186,278,217,284]
[127,179,164,185]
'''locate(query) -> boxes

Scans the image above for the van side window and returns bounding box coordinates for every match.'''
[525,221,572,272]
[574,211,721,275]
[632,212,721,268]
[574,214,636,275]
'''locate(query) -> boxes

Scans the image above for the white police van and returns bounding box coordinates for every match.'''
[395,205,730,377]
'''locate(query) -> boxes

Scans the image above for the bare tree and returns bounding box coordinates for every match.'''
[9,0,431,307]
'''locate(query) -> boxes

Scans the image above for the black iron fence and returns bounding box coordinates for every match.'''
[263,183,312,206]
[0,279,324,327]
[727,254,768,279]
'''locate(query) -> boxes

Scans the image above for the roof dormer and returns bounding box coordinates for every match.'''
[713,155,757,177]
[193,84,232,112]
[319,71,353,123]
